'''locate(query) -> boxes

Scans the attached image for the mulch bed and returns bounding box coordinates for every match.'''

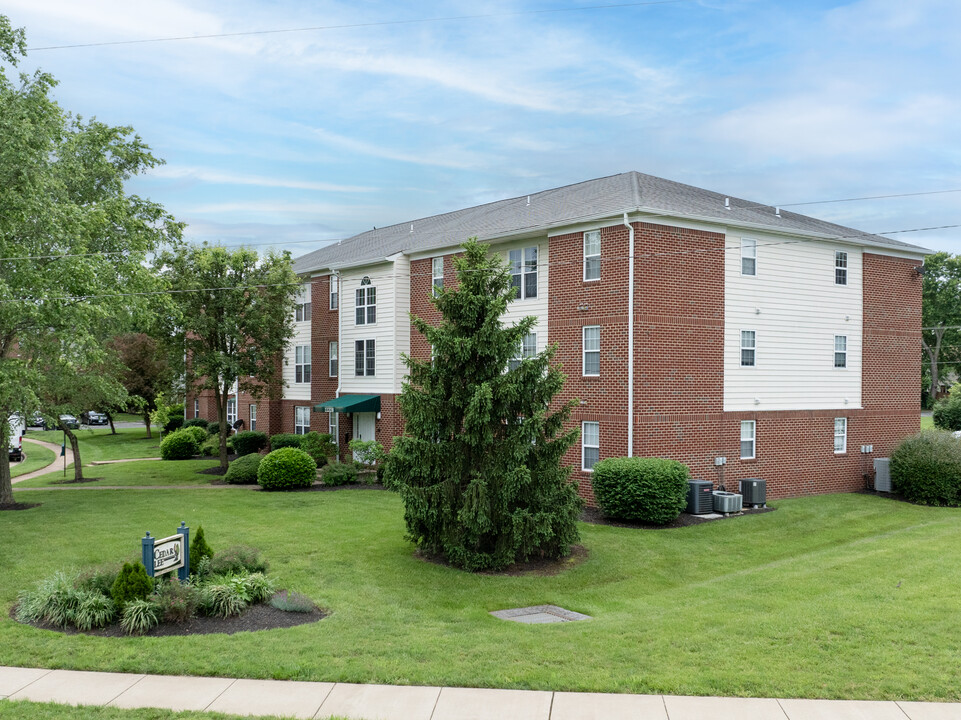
[579,504,776,529]
[0,502,42,511]
[197,456,240,476]
[45,477,104,485]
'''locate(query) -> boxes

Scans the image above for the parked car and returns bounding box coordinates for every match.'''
[81,411,108,426]
[27,413,45,428]
[8,414,24,462]
[58,414,80,430]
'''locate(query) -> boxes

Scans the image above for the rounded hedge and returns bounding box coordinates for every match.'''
[257,447,316,490]
[182,425,208,446]
[160,429,200,460]
[225,453,264,485]
[269,433,304,450]
[590,457,690,524]
[891,431,961,506]
[320,461,357,486]
[933,394,961,432]
[233,430,268,457]
[184,418,209,430]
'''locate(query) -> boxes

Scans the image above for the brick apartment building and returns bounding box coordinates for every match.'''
[188,172,927,503]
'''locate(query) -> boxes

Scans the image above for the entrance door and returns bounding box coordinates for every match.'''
[352,412,376,462]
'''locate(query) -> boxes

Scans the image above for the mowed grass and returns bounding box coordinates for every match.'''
[0,700,346,720]
[920,414,935,430]
[13,459,223,488]
[10,443,56,478]
[2,489,961,701]
[24,427,163,464]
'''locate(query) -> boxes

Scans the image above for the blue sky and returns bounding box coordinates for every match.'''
[7,0,961,257]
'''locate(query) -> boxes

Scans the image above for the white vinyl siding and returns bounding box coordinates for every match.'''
[582,421,599,471]
[583,230,600,281]
[725,236,862,411]
[282,316,312,401]
[329,275,339,309]
[294,406,310,435]
[583,326,600,376]
[834,417,847,453]
[834,335,847,368]
[500,239,548,370]
[741,238,757,276]
[294,345,311,384]
[740,420,755,459]
[329,341,338,377]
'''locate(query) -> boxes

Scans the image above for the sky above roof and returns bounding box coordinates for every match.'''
[7,0,960,257]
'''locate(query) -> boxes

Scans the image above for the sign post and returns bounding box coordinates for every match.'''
[142,522,190,582]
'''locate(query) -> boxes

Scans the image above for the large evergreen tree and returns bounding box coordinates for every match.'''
[386,239,582,571]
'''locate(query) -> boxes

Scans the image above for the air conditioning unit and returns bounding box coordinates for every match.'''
[739,478,766,508]
[687,479,714,514]
[873,458,891,493]
[713,491,743,514]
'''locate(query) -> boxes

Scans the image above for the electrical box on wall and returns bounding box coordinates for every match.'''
[714,457,727,466]
[861,445,874,453]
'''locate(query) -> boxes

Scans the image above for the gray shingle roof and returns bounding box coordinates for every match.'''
[292,171,929,273]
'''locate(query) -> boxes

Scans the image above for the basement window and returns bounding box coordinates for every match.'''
[582,421,599,471]
[834,418,847,453]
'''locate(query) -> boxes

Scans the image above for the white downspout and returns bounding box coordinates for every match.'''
[622,212,635,458]
[335,271,342,462]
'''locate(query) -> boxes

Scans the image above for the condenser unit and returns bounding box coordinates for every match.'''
[687,479,714,514]
[873,458,891,493]
[739,478,766,508]
[713,491,743,514]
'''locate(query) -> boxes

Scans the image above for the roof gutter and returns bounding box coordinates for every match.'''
[622,212,635,458]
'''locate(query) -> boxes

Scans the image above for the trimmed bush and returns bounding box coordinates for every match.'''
[233,430,268,457]
[891,431,961,506]
[257,447,316,490]
[933,393,961,432]
[190,526,214,576]
[110,562,153,606]
[207,421,225,436]
[182,425,208,446]
[301,431,336,467]
[269,433,304,450]
[209,545,269,575]
[184,418,209,430]
[164,415,185,433]
[160,429,199,460]
[591,457,690,524]
[320,461,358,486]
[225,453,263,485]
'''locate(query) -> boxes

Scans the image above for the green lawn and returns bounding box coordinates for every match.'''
[2,489,961,701]
[24,427,163,464]
[921,414,935,430]
[0,700,345,720]
[13,459,223,488]
[11,443,56,478]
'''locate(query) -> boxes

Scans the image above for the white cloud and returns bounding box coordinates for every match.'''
[149,166,375,193]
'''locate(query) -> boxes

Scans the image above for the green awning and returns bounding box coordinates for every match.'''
[313,394,381,414]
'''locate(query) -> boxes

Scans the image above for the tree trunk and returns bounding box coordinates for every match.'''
[106,411,117,435]
[0,443,12,507]
[924,329,945,405]
[60,423,84,482]
[216,385,229,471]
[142,411,152,439]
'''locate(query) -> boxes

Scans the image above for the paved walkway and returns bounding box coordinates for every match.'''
[2,667,960,719]
[11,438,74,484]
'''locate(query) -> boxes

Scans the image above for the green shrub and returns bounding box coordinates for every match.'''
[233,430,268,457]
[199,436,218,456]
[207,421,225,436]
[184,418,209,430]
[257,447,316,490]
[75,564,120,597]
[160,429,199,460]
[119,598,160,635]
[154,578,200,623]
[269,433,304,450]
[241,572,275,603]
[225,453,263,485]
[591,457,690,524]
[891,431,961,506]
[301,431,337,467]
[320,460,358,486]
[201,580,249,618]
[209,545,269,575]
[72,591,116,631]
[933,393,961,431]
[190,526,214,576]
[348,439,385,467]
[163,414,185,433]
[270,591,314,613]
[110,562,153,606]
[16,571,79,627]
[182,425,208,446]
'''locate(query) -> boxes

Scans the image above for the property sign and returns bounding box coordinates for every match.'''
[153,534,185,575]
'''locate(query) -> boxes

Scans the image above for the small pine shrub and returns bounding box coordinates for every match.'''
[182,425,208,446]
[209,545,269,575]
[190,526,214,576]
[154,579,200,623]
[119,599,160,635]
[933,393,961,432]
[160,429,199,460]
[72,591,116,631]
[224,453,263,485]
[201,581,249,618]
[320,461,358,486]
[270,591,315,613]
[184,418,209,430]
[891,431,961,506]
[591,457,690,524]
[269,433,304,450]
[301,432,337,467]
[232,430,268,457]
[257,447,316,490]
[110,562,153,606]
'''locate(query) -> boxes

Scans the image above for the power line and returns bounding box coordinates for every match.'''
[26,1,695,52]
[736,188,961,213]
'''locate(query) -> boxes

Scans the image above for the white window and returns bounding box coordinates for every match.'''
[834,418,847,454]
[193,398,199,418]
[294,285,311,322]
[584,230,601,281]
[432,257,444,294]
[294,406,310,435]
[355,287,376,325]
[509,247,538,299]
[509,333,537,371]
[583,326,600,376]
[834,335,847,368]
[582,421,600,471]
[740,420,755,460]
[835,251,848,285]
[294,345,311,383]
[740,330,756,367]
[226,398,237,426]
[329,341,338,377]
[329,275,339,310]
[329,412,339,447]
[355,339,375,377]
[741,238,757,276]
[249,404,257,431]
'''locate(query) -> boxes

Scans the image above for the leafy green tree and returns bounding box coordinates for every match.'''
[107,333,173,438]
[385,239,582,571]
[0,17,181,506]
[156,244,300,470]
[922,252,961,405]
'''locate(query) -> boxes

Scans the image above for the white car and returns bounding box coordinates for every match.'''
[7,414,25,462]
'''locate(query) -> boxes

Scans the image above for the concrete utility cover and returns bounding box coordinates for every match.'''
[490,605,592,624]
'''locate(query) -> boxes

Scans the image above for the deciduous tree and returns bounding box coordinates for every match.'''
[107,333,172,438]
[922,252,961,405]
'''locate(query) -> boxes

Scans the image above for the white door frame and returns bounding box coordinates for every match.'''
[352,412,376,462]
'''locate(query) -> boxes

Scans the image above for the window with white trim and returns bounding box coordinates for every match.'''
[582,421,600,471]
[355,339,375,376]
[834,335,847,368]
[329,412,339,447]
[249,404,257,431]
[355,287,376,325]
[294,285,311,322]
[508,333,537,371]
[294,345,311,383]
[583,326,600,376]
[741,238,757,276]
[509,247,537,299]
[329,275,339,310]
[432,257,444,294]
[584,230,601,281]
[329,341,338,377]
[740,420,756,459]
[835,251,848,285]
[740,330,756,367]
[834,418,847,453]
[193,399,199,418]
[294,406,310,435]
[226,398,237,426]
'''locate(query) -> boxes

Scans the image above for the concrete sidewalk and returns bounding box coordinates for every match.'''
[3,667,961,720]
